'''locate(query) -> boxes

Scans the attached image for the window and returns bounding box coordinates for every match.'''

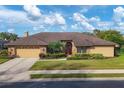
[77,47,86,53]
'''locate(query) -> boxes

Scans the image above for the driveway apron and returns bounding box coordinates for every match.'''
[0,58,38,82]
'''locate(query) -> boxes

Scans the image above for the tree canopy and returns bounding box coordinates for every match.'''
[93,29,124,45]
[47,41,65,53]
[0,32,18,41]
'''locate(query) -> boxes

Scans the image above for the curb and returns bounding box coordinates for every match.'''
[1,77,124,83]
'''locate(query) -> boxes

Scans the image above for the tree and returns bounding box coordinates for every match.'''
[9,33,18,41]
[47,41,64,53]
[0,32,18,41]
[93,29,124,45]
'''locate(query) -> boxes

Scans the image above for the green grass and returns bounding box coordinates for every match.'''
[30,54,124,70]
[31,73,124,79]
[0,58,9,64]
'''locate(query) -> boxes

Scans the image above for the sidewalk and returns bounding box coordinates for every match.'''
[29,77,124,82]
[29,69,124,74]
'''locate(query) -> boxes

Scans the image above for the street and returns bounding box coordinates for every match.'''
[1,80,124,88]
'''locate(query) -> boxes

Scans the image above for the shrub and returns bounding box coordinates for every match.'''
[0,50,11,59]
[39,53,46,59]
[90,54,104,59]
[67,56,83,60]
[75,53,91,59]
[0,50,8,56]
[45,53,66,59]
[67,53,104,60]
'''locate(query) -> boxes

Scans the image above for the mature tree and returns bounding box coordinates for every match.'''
[0,32,18,41]
[9,33,18,41]
[93,29,124,45]
[47,41,65,53]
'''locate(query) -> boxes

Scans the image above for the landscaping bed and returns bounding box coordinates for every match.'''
[30,54,124,70]
[31,73,124,79]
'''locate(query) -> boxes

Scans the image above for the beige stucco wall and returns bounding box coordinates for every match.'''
[8,47,16,56]
[40,46,47,54]
[8,44,114,58]
[87,46,115,57]
[8,46,46,58]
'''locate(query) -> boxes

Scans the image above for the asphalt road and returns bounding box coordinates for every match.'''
[1,80,124,88]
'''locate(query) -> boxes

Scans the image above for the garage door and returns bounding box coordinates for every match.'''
[16,48,41,58]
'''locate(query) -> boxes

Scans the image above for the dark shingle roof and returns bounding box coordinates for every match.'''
[6,32,116,46]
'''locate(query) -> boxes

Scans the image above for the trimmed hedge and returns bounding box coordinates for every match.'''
[0,50,14,59]
[39,53,66,59]
[0,50,11,59]
[0,50,9,59]
[90,54,104,59]
[0,50,8,56]
[67,53,104,60]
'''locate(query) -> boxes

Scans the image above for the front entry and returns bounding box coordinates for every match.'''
[65,41,72,55]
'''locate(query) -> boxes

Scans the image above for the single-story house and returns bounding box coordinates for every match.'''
[6,32,117,58]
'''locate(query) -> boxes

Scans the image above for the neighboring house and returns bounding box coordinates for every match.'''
[0,40,9,50]
[6,32,117,58]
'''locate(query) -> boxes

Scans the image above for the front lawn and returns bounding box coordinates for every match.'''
[30,54,124,70]
[0,58,9,64]
[31,73,124,79]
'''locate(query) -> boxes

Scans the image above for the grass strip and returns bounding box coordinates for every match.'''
[0,58,9,64]
[31,73,124,79]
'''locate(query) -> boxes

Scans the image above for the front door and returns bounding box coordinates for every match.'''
[65,42,72,55]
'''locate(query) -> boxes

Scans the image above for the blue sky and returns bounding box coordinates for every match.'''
[0,5,124,36]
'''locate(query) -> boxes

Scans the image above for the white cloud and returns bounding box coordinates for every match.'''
[7,28,15,33]
[44,16,55,25]
[97,22,113,27]
[0,7,32,25]
[80,8,88,13]
[113,6,124,22]
[117,22,124,27]
[33,27,39,31]
[71,24,78,29]
[33,25,45,31]
[0,6,67,34]
[89,16,100,22]
[79,5,93,13]
[73,12,88,22]
[23,5,42,20]
[81,22,95,31]
[39,25,45,29]
[61,25,67,31]
[44,13,66,25]
[55,13,66,25]
[73,12,95,31]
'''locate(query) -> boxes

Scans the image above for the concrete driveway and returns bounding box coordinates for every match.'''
[0,58,38,82]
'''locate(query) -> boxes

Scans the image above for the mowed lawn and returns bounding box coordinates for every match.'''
[0,58,9,64]
[30,54,124,70]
